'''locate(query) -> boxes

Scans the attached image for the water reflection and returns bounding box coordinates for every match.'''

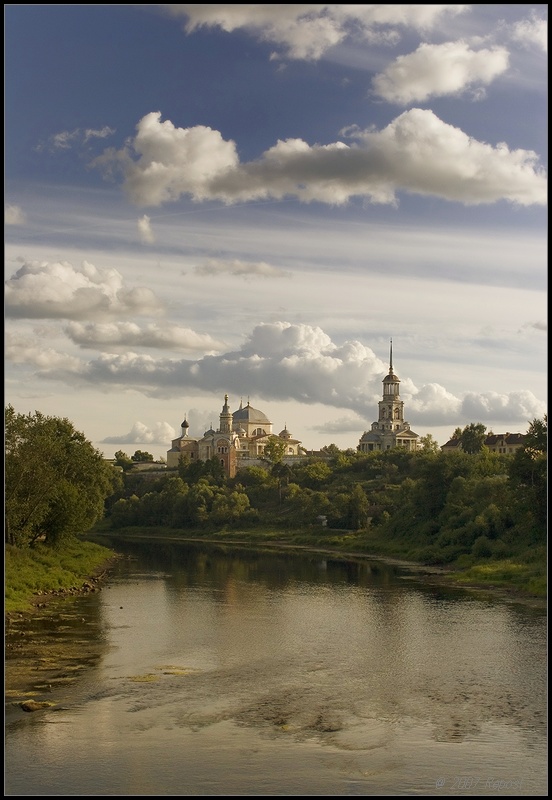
[5,538,547,797]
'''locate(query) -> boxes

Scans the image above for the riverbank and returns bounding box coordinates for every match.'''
[4,539,121,619]
[88,526,547,611]
[5,526,546,617]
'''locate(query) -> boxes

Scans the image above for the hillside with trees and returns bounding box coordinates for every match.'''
[103,418,546,594]
[5,405,546,601]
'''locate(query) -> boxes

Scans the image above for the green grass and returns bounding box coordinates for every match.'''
[453,559,547,595]
[5,539,116,613]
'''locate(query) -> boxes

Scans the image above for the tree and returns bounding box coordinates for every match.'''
[459,423,487,454]
[114,450,134,471]
[262,436,287,465]
[297,460,332,488]
[348,484,370,530]
[5,406,118,547]
[418,434,440,453]
[271,462,292,504]
[211,490,252,524]
[509,416,547,528]
[321,443,341,457]
[131,450,154,462]
[524,415,547,455]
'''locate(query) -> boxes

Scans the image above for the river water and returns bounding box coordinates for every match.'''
[4,538,547,796]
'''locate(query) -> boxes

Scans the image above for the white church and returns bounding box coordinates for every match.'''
[167,395,304,477]
[357,340,420,452]
[167,341,419,475]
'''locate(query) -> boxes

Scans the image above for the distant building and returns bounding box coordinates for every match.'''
[167,395,303,477]
[441,432,526,455]
[358,341,419,453]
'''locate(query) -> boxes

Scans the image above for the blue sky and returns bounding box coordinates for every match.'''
[5,4,547,458]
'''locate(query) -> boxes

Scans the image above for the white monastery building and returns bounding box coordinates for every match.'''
[167,395,303,477]
[166,341,526,473]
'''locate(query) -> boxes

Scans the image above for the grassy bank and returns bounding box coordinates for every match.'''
[5,539,117,614]
[89,523,547,601]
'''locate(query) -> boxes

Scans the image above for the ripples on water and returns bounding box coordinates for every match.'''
[5,540,547,796]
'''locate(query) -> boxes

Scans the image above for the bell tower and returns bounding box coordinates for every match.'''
[377,339,404,431]
[219,393,232,434]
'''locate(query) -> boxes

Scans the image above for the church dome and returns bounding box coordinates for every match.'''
[359,431,381,442]
[236,426,247,436]
[279,427,291,439]
[232,402,271,425]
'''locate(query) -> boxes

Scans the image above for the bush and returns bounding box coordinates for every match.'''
[472,535,492,558]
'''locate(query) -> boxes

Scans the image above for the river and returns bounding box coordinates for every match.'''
[4,538,547,796]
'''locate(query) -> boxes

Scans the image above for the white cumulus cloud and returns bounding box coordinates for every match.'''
[64,321,225,353]
[24,319,546,431]
[5,259,164,320]
[510,13,547,53]
[164,4,469,61]
[372,41,509,104]
[94,109,547,208]
[5,331,82,371]
[460,390,546,422]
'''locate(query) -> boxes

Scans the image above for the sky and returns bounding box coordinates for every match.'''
[5,4,547,460]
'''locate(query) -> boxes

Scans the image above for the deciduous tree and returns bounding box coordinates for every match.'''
[5,406,118,547]
[262,436,287,465]
[459,422,487,454]
[131,450,154,462]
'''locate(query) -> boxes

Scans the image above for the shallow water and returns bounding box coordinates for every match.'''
[5,539,547,796]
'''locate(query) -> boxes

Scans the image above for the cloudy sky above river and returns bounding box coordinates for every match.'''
[5,4,547,457]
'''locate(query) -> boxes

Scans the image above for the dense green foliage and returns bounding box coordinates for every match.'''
[103,419,546,584]
[5,406,122,548]
[6,406,544,606]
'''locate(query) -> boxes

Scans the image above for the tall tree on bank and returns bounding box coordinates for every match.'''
[509,416,547,528]
[5,406,120,548]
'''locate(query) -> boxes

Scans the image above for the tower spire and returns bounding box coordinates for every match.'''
[220,393,232,433]
[389,338,393,373]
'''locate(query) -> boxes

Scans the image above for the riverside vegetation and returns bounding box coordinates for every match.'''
[5,406,547,613]
[102,416,547,599]
[5,405,122,613]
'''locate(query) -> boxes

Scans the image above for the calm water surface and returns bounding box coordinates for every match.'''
[5,539,547,796]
